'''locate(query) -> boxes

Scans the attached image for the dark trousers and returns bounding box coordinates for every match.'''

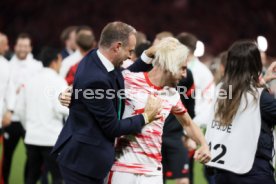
[2,122,26,184]
[59,165,104,184]
[204,166,216,184]
[189,153,194,184]
[215,158,275,184]
[215,171,275,184]
[26,144,62,184]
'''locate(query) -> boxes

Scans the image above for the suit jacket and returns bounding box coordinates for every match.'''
[52,49,152,179]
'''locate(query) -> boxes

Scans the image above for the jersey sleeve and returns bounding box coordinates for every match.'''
[171,99,187,115]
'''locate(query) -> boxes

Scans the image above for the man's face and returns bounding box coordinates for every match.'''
[67,31,77,51]
[165,60,188,87]
[14,38,32,60]
[114,34,136,68]
[0,35,9,55]
[56,54,62,72]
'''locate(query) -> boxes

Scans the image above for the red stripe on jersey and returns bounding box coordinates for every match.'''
[186,83,195,97]
[202,80,214,96]
[144,72,163,90]
[107,171,114,184]
[132,108,144,115]
[135,151,162,161]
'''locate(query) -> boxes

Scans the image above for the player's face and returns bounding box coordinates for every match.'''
[115,34,136,68]
[166,60,187,87]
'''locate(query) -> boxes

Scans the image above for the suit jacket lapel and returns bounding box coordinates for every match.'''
[115,68,125,90]
[91,49,117,89]
[92,50,125,118]
[115,68,125,119]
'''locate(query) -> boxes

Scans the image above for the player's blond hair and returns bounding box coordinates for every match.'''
[153,37,190,75]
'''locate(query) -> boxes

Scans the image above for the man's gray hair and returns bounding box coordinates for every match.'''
[99,21,136,48]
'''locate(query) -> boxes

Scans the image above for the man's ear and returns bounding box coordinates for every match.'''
[112,42,122,53]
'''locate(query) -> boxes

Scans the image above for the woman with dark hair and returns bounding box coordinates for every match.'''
[205,40,276,184]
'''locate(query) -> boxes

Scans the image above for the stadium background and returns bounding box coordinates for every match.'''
[1,0,276,183]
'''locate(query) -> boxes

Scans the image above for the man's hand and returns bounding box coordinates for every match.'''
[194,145,211,164]
[59,86,72,107]
[2,110,13,128]
[145,45,157,58]
[143,95,162,123]
[183,137,197,151]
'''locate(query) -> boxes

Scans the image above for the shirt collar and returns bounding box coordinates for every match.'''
[97,49,114,72]
[0,55,8,62]
[44,67,57,74]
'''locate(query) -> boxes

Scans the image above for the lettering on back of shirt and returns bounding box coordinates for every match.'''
[211,120,232,133]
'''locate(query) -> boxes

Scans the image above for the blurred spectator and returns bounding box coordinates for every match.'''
[153,31,173,46]
[63,26,97,85]
[129,31,150,61]
[177,32,215,127]
[131,42,152,61]
[0,32,10,129]
[3,33,42,184]
[60,26,78,59]
[0,33,9,57]
[136,31,148,46]
[0,32,15,129]
[177,32,216,184]
[210,51,227,84]
[16,47,68,184]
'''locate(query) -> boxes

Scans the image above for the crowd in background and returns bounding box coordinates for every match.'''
[0,23,276,184]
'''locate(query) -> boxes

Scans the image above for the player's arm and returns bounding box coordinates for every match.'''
[174,110,211,164]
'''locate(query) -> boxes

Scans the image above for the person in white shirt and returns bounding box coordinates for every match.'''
[0,33,17,183]
[177,32,216,184]
[177,32,215,128]
[0,32,12,129]
[17,47,68,184]
[59,26,96,79]
[2,33,42,184]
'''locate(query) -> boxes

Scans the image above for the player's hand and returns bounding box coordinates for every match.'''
[144,95,162,123]
[183,137,197,151]
[2,110,13,128]
[194,145,211,164]
[59,86,72,107]
[145,45,157,58]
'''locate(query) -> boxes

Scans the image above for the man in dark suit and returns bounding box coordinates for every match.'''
[52,22,161,184]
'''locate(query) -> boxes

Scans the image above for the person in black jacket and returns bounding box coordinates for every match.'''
[52,21,161,184]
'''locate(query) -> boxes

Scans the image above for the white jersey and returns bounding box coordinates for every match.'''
[0,56,10,127]
[59,50,82,78]
[16,68,68,146]
[111,70,186,175]
[9,55,43,122]
[205,85,263,174]
[188,57,215,127]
